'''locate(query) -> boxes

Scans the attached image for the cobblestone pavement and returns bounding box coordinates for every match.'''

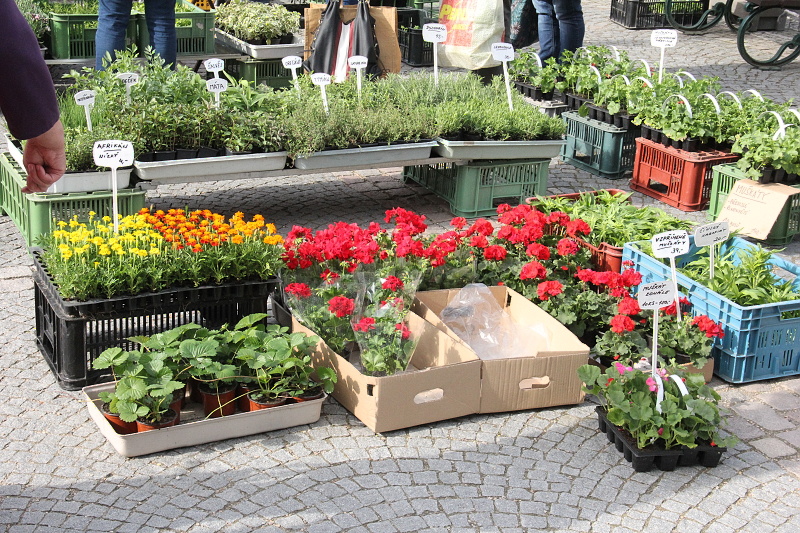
[2,1,800,531]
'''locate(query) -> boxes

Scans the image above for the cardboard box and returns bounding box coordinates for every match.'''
[290,310,482,433]
[412,286,590,413]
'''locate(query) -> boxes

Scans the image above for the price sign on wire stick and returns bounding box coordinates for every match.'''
[74,90,96,132]
[650,29,677,84]
[204,58,225,78]
[116,72,139,105]
[92,140,133,233]
[695,221,730,281]
[491,42,515,111]
[652,229,689,322]
[423,23,447,86]
[348,55,368,101]
[637,280,677,378]
[311,73,332,114]
[206,77,228,108]
[282,55,303,94]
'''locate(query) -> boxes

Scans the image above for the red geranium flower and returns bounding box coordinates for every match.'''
[610,314,636,333]
[285,282,312,298]
[556,238,579,256]
[353,317,376,332]
[328,296,355,318]
[526,243,550,260]
[617,297,641,316]
[520,260,547,280]
[382,276,404,291]
[483,245,508,261]
[537,280,563,300]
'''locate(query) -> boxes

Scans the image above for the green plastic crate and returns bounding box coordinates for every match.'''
[49,13,138,59]
[137,0,215,55]
[708,163,800,246]
[403,159,549,217]
[225,59,293,89]
[0,154,146,247]
[561,111,640,179]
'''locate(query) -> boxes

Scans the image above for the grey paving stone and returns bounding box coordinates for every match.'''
[750,438,797,458]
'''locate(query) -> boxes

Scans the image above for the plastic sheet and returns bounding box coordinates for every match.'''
[440,284,550,360]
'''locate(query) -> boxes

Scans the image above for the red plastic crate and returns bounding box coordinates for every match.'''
[630,138,739,212]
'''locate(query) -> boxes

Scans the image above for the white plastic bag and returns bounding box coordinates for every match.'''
[440,284,550,360]
[438,0,505,70]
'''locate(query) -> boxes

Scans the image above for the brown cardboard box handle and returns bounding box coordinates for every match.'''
[519,377,550,390]
[413,388,444,404]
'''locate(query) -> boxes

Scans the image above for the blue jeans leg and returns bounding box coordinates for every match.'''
[532,0,584,62]
[144,0,177,68]
[532,0,559,62]
[96,0,133,69]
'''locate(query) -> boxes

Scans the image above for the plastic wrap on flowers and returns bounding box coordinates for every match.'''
[351,265,423,376]
[283,270,358,356]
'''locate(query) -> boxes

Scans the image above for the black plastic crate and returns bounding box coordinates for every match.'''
[32,254,279,391]
[397,8,433,67]
[609,0,710,29]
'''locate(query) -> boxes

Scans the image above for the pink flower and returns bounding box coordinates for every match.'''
[646,376,658,392]
[614,362,633,373]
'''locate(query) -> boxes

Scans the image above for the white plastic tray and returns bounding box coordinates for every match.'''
[433,138,566,160]
[293,141,437,170]
[214,29,304,59]
[134,151,289,181]
[84,382,325,458]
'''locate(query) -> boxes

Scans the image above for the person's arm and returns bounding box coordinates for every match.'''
[0,0,66,192]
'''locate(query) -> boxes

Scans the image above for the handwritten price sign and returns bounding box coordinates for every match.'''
[652,230,689,258]
[637,281,676,310]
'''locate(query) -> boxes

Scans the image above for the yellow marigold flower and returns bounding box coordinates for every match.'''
[149,248,160,255]
[137,249,148,258]
[69,219,80,227]
[115,249,125,256]
[231,235,244,245]
[263,235,284,245]
[93,261,100,268]
[265,223,277,235]
[91,236,104,246]
[99,246,111,256]
[61,250,73,260]
[57,221,67,228]
[102,216,112,223]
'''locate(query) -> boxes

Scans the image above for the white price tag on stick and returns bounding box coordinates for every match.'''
[491,42,515,111]
[652,229,689,322]
[423,23,447,86]
[206,77,229,108]
[74,90,96,132]
[116,72,139,104]
[282,55,303,94]
[638,280,677,376]
[92,140,134,233]
[204,58,225,77]
[311,73,331,114]
[651,29,678,83]
[348,55,368,100]
[695,221,729,281]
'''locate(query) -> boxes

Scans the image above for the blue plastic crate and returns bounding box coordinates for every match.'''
[622,236,800,383]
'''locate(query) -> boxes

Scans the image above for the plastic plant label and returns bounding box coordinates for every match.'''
[423,23,447,43]
[652,230,690,258]
[282,55,302,69]
[93,140,134,169]
[206,78,228,93]
[651,29,678,48]
[694,221,730,247]
[116,72,139,86]
[491,42,514,62]
[204,58,225,76]
[637,281,676,310]
[74,90,96,107]
[311,73,331,86]
[348,55,368,69]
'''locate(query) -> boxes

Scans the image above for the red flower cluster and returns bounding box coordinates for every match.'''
[661,297,691,316]
[537,280,563,300]
[353,317,376,332]
[692,315,725,339]
[395,322,411,340]
[382,276,404,291]
[328,296,355,318]
[283,221,384,271]
[520,261,547,280]
[575,267,642,297]
[617,297,641,316]
[610,314,636,333]
[285,282,312,298]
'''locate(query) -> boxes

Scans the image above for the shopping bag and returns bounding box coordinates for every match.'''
[438,0,506,70]
[510,0,538,49]
[303,0,389,80]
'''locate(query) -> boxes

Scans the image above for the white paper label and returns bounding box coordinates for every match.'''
[651,29,678,48]
[206,78,229,93]
[92,140,134,168]
[491,42,514,62]
[694,221,730,247]
[282,55,303,69]
[423,23,447,43]
[74,90,96,106]
[652,230,690,258]
[116,72,139,86]
[204,58,225,73]
[348,55,368,69]
[311,73,331,86]
[637,281,677,310]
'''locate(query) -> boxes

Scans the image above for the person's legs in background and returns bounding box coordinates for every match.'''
[144,0,177,68]
[531,0,558,62]
[95,0,134,69]
[553,0,584,56]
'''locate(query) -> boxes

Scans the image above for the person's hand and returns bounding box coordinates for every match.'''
[21,120,67,193]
